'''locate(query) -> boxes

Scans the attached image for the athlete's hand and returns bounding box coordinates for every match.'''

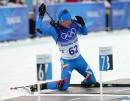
[75,16,85,26]
[39,3,46,16]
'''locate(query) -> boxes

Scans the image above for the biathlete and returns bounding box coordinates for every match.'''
[31,3,98,92]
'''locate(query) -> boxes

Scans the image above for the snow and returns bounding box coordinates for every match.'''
[0,30,130,100]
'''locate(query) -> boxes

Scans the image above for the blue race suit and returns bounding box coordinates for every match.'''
[36,16,96,91]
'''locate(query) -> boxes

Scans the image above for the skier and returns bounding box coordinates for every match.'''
[31,3,98,92]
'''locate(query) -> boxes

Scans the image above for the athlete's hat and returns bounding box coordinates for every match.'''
[58,9,71,23]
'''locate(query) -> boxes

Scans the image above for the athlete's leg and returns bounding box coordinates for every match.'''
[47,59,73,91]
[30,59,74,92]
[75,55,96,84]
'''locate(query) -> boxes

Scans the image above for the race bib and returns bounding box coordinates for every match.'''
[58,38,80,59]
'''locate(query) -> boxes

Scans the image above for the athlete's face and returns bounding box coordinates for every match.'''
[61,20,72,28]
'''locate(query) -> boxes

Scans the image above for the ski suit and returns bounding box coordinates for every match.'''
[36,12,96,91]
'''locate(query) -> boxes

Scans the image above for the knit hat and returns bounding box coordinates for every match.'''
[58,9,71,23]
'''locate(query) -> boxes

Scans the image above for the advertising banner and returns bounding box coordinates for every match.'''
[0,7,29,41]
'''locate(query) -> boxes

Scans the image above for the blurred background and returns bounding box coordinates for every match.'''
[0,0,129,41]
[0,0,130,100]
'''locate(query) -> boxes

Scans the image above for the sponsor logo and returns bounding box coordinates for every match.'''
[113,10,125,16]
[6,16,21,25]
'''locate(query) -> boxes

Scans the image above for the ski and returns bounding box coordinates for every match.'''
[11,83,130,90]
[10,82,130,94]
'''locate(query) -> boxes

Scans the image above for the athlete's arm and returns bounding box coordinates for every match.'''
[36,3,58,41]
[74,16,88,35]
[36,16,58,41]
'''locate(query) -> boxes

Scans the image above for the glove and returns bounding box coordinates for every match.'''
[50,20,57,28]
[75,16,85,26]
[39,3,46,16]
